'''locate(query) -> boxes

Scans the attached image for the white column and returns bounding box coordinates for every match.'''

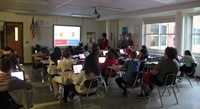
[175,12,184,55]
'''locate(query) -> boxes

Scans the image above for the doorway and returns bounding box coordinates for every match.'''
[3,22,24,64]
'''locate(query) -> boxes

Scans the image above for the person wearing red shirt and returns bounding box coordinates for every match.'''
[102,33,109,50]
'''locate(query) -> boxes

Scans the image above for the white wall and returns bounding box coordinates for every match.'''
[0,12,106,63]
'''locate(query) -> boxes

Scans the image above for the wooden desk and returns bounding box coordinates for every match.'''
[40,60,50,83]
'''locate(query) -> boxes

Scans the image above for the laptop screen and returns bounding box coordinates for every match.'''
[11,71,25,81]
[177,55,183,61]
[73,64,83,73]
[102,50,108,56]
[98,57,106,64]
[79,54,85,60]
[119,49,125,54]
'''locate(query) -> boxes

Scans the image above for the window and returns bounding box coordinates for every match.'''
[145,22,175,50]
[192,15,200,53]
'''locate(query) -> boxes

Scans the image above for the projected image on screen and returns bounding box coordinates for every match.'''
[54,25,81,46]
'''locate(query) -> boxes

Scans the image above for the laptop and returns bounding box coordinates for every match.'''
[73,64,83,73]
[102,50,108,56]
[177,55,183,61]
[57,60,61,64]
[79,54,85,60]
[119,49,125,54]
[98,57,106,64]
[11,71,25,81]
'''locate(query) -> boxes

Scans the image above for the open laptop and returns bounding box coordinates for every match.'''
[73,64,83,73]
[102,50,108,56]
[98,57,106,64]
[79,54,86,60]
[177,55,183,61]
[11,71,25,81]
[119,49,125,54]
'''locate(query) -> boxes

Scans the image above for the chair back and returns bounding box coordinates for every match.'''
[84,77,100,89]
[163,73,177,86]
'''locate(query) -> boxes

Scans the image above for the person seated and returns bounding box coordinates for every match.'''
[47,47,62,75]
[83,45,90,57]
[0,57,33,108]
[100,48,119,85]
[137,47,179,97]
[51,49,74,99]
[114,51,140,96]
[62,44,101,103]
[178,50,196,79]
[141,45,148,56]
[139,49,148,71]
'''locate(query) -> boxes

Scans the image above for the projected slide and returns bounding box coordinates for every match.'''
[54,25,81,46]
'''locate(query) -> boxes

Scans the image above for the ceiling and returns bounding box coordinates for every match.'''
[0,0,200,20]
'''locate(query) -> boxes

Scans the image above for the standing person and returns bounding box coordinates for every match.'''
[102,33,109,50]
[137,47,179,97]
[178,50,196,79]
[114,51,140,96]
[62,44,101,103]
[0,57,33,108]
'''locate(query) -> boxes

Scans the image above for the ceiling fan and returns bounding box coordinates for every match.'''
[71,6,123,18]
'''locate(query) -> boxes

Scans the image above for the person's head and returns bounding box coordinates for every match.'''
[5,54,19,70]
[0,57,13,74]
[3,47,14,55]
[62,49,71,59]
[91,43,100,56]
[53,47,62,58]
[102,33,107,39]
[184,50,192,56]
[129,51,137,59]
[108,48,118,59]
[83,45,89,51]
[35,44,41,52]
[142,45,147,50]
[140,49,147,56]
[84,53,101,76]
[164,47,177,60]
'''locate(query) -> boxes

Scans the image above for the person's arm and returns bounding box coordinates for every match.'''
[70,72,83,85]
[149,70,158,75]
[10,78,32,90]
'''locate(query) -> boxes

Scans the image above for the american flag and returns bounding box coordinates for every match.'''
[30,17,35,39]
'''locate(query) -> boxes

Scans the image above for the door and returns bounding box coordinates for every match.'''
[5,22,23,64]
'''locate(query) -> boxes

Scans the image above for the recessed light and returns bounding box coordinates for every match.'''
[153,0,177,4]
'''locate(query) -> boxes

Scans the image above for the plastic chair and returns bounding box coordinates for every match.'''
[183,62,199,88]
[156,73,178,108]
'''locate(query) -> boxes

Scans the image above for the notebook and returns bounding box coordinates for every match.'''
[98,57,106,64]
[73,64,83,73]
[11,71,25,81]
[79,54,85,60]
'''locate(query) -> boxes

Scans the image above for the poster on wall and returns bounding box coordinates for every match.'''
[122,27,128,35]
[134,25,140,37]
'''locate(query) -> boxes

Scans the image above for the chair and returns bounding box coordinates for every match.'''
[156,73,178,108]
[0,92,23,109]
[183,62,199,88]
[126,71,143,95]
[60,77,101,104]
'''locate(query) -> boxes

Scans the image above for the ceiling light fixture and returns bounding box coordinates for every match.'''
[96,6,124,12]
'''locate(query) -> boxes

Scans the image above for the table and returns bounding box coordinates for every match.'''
[40,60,50,83]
